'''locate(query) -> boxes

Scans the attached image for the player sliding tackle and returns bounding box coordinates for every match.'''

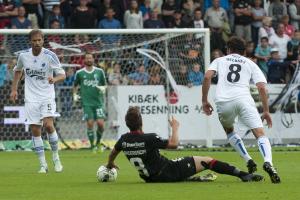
[73,53,107,152]
[202,36,280,183]
[104,107,263,183]
[10,29,65,173]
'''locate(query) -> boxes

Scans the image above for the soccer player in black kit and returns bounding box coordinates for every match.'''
[106,107,264,183]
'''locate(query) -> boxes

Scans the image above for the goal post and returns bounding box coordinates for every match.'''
[0,28,212,149]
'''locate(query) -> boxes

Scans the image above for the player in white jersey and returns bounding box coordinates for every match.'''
[10,29,66,173]
[201,37,280,183]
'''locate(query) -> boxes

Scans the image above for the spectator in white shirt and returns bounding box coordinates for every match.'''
[269,23,291,60]
[124,0,143,29]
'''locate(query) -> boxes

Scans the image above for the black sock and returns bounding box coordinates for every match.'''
[96,127,103,146]
[202,160,248,178]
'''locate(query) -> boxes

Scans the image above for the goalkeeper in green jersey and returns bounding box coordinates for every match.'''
[73,53,107,151]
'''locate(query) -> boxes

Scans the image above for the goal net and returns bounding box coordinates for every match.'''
[0,29,210,150]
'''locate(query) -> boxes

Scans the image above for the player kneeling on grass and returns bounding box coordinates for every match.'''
[10,29,65,173]
[73,53,107,152]
[104,107,263,183]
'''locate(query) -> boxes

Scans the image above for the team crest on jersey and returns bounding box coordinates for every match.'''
[94,74,98,80]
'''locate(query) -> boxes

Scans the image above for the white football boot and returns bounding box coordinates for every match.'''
[38,165,48,174]
[53,159,63,173]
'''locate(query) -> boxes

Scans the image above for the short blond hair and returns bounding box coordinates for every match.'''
[29,29,44,40]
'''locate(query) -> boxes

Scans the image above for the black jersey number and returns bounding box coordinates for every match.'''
[227,64,241,83]
[129,157,149,177]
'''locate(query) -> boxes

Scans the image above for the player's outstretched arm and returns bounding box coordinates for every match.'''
[256,82,272,128]
[202,70,215,115]
[167,116,179,149]
[10,70,23,103]
[107,148,120,169]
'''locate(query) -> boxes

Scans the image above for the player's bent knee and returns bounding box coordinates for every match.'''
[193,156,213,172]
[193,156,213,161]
[252,127,265,138]
[30,125,42,136]
[43,120,55,133]
[224,127,234,134]
[87,120,94,129]
[44,124,55,133]
[202,156,213,163]
[97,121,104,128]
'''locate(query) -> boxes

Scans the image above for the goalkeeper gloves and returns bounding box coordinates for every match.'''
[73,93,81,102]
[96,86,107,94]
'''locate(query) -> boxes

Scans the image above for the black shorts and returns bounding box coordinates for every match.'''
[143,157,196,183]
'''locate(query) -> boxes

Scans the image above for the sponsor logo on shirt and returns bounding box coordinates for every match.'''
[83,79,98,87]
[25,69,46,80]
[122,142,145,148]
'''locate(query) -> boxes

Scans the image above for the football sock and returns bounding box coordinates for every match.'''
[227,132,252,162]
[32,136,47,167]
[87,129,95,148]
[48,131,59,161]
[202,159,248,178]
[96,127,103,146]
[257,135,273,165]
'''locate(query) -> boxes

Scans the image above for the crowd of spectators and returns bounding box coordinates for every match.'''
[1,0,300,88]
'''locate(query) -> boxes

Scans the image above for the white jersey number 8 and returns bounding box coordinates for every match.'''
[227,64,241,83]
[129,157,150,177]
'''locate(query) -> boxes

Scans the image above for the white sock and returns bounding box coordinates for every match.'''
[257,136,273,165]
[48,131,59,161]
[32,136,47,167]
[227,132,252,162]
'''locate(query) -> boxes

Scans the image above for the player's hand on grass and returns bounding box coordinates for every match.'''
[10,90,18,103]
[106,162,119,170]
[202,101,214,116]
[169,116,179,130]
[261,112,272,128]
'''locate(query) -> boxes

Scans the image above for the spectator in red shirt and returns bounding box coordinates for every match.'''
[281,15,295,38]
[0,0,18,29]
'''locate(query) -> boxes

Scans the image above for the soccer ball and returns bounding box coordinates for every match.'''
[96,165,117,182]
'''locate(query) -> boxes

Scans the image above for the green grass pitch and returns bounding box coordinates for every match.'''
[0,149,299,200]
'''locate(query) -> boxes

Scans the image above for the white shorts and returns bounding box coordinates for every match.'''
[215,98,263,130]
[25,100,60,125]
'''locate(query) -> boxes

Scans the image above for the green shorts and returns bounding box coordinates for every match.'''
[83,105,105,120]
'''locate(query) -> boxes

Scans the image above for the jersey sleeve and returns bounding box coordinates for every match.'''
[99,69,107,86]
[74,71,80,86]
[208,58,218,72]
[250,61,267,84]
[114,136,123,151]
[14,54,23,71]
[49,52,65,75]
[149,134,169,149]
